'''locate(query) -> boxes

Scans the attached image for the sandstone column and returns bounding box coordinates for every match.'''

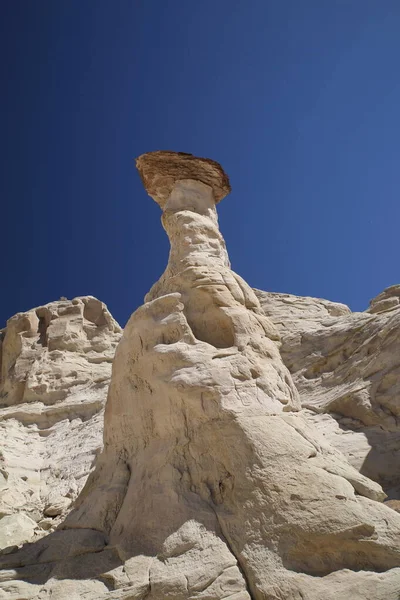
[17,151,400,600]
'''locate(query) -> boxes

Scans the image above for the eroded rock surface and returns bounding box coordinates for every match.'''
[256,288,400,500]
[0,297,121,549]
[0,152,399,600]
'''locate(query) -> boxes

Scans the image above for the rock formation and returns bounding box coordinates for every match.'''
[256,288,400,500]
[0,297,121,549]
[0,152,399,599]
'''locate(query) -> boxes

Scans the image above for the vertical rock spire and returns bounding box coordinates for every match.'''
[136,151,297,383]
[66,152,399,598]
[136,150,232,279]
[3,152,400,600]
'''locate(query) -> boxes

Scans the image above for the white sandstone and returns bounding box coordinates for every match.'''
[0,296,121,544]
[0,152,399,600]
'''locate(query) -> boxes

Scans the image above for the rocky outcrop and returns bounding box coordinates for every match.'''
[0,152,399,600]
[367,284,400,314]
[256,289,400,500]
[0,297,121,548]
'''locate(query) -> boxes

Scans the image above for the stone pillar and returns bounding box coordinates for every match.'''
[58,151,400,600]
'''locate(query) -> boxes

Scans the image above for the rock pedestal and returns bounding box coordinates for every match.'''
[1,152,400,600]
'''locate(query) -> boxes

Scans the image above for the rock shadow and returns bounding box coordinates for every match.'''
[338,421,400,500]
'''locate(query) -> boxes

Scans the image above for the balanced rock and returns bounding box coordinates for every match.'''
[0,152,399,600]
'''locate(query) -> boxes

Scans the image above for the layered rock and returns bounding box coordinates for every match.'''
[0,297,121,549]
[0,152,400,600]
[256,288,400,499]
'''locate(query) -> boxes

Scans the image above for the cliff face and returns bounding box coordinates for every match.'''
[0,297,121,547]
[0,152,399,600]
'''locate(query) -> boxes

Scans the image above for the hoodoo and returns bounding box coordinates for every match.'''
[1,152,400,600]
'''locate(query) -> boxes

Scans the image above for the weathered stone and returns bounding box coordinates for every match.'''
[136,150,231,208]
[0,296,121,547]
[0,515,37,550]
[0,152,399,599]
[63,153,400,598]
[43,497,71,517]
[256,288,400,500]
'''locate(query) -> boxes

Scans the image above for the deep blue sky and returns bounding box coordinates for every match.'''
[2,1,400,327]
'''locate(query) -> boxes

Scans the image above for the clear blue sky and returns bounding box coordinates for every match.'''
[2,1,400,327]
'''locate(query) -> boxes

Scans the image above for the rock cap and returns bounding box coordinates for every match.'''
[136,151,231,208]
